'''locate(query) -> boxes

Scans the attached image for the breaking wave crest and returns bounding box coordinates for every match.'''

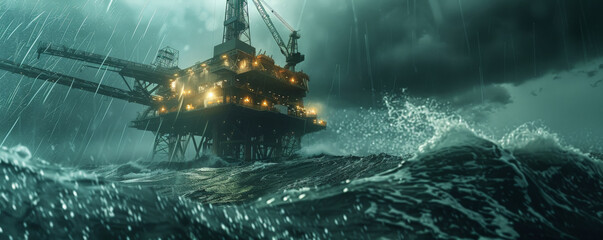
[302,94,467,157]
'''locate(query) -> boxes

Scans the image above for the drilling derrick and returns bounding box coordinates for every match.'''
[0,0,325,162]
[223,0,251,44]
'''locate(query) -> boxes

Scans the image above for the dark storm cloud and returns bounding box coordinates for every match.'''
[296,0,603,106]
[449,85,512,107]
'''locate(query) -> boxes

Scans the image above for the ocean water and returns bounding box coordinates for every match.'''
[1,96,602,239]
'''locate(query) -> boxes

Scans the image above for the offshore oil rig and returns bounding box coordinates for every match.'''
[0,0,326,161]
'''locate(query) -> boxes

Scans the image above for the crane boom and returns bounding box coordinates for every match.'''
[259,0,295,32]
[251,0,289,56]
[251,0,305,71]
[0,59,153,105]
[37,43,174,84]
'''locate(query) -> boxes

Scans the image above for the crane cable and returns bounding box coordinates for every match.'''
[258,0,295,32]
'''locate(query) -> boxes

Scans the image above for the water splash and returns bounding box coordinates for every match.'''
[303,93,472,157]
[0,145,32,166]
[303,92,590,161]
[499,122,569,152]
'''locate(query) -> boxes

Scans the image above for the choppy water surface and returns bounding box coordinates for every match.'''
[1,96,603,239]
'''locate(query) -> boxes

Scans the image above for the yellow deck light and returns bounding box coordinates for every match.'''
[186,104,194,111]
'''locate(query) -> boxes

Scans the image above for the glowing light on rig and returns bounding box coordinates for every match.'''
[313,119,327,126]
[170,81,176,89]
[186,104,194,111]
[159,107,167,113]
[207,91,215,98]
[239,60,247,69]
[253,61,259,66]
[262,100,268,107]
[173,73,179,77]
[243,97,251,103]
[290,77,296,84]
[308,108,317,116]
[221,54,228,59]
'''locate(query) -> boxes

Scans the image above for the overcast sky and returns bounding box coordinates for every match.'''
[0,0,602,160]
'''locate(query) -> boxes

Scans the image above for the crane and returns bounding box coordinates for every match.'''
[251,0,305,71]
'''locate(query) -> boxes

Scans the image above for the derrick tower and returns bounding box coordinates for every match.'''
[223,0,251,44]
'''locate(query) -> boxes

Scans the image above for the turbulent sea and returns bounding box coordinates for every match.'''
[1,97,603,239]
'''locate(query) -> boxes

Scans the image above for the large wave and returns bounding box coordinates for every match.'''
[2,126,602,239]
[2,94,602,239]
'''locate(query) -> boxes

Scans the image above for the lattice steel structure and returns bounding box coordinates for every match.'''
[223,0,251,44]
[153,47,179,69]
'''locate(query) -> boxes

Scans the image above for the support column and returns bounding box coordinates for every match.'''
[211,125,221,156]
[244,135,252,161]
[152,133,189,162]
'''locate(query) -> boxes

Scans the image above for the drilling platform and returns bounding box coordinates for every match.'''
[0,0,326,161]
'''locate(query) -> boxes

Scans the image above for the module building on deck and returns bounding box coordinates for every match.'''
[131,39,325,161]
